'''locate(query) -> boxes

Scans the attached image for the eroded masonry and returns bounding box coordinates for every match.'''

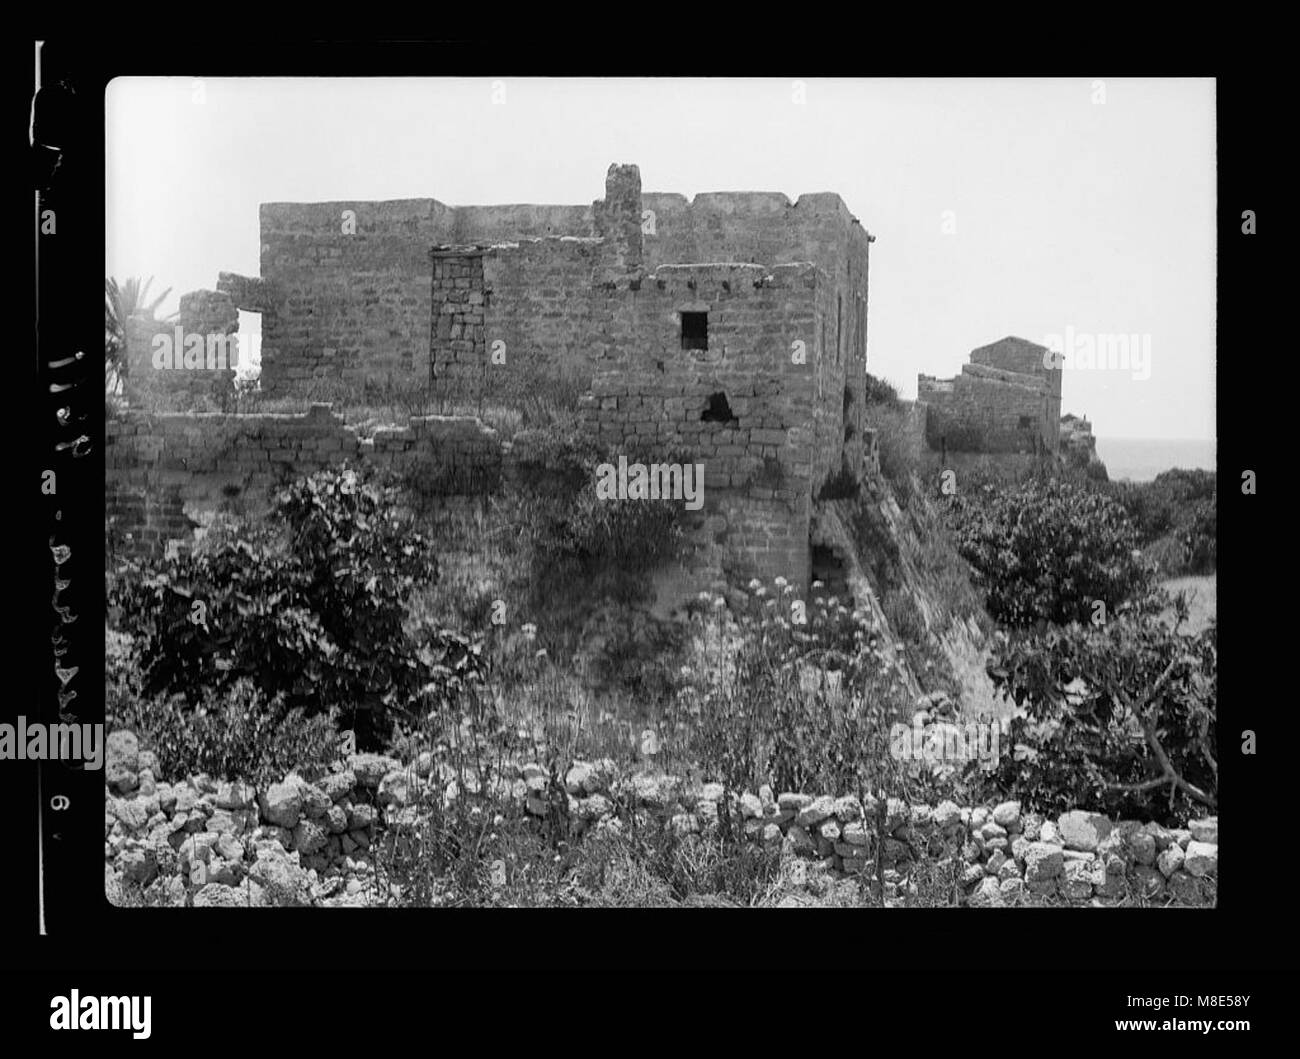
[112,163,878,592]
[109,162,1094,596]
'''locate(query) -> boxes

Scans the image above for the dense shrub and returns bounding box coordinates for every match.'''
[1110,469,1217,576]
[981,592,1216,824]
[1113,469,1215,537]
[576,603,686,707]
[947,478,1152,627]
[514,430,687,603]
[1084,457,1110,483]
[110,465,446,747]
[862,372,902,408]
[546,483,684,568]
[512,425,606,496]
[110,679,341,785]
[1182,505,1217,574]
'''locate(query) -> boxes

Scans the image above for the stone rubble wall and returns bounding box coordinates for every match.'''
[103,731,1218,908]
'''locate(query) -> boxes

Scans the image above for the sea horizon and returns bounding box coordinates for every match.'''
[1094,436,1216,483]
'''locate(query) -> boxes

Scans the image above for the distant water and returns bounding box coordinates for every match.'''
[1095,437,1216,483]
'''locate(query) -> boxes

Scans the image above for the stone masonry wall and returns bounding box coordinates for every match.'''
[252,199,459,395]
[251,192,607,397]
[430,250,486,395]
[103,731,1219,909]
[643,188,870,438]
[106,407,501,556]
[430,165,642,402]
[918,337,1063,455]
[920,365,1053,453]
[431,237,605,401]
[249,164,871,411]
[580,261,827,589]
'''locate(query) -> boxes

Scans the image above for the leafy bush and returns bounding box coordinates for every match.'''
[1182,505,1216,574]
[947,478,1151,627]
[110,465,444,747]
[1109,469,1216,576]
[982,592,1216,824]
[1084,458,1110,483]
[575,603,686,708]
[110,679,341,785]
[514,430,686,602]
[544,483,683,568]
[862,373,902,408]
[106,276,172,395]
[1113,469,1215,537]
[515,428,688,700]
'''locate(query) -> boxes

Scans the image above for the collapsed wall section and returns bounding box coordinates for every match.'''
[123,289,240,408]
[106,406,501,557]
[452,203,594,244]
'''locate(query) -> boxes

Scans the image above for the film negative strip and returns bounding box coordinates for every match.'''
[32,40,102,939]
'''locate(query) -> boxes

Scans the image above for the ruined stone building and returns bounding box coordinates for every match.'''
[917,336,1062,456]
[149,162,878,592]
[111,162,1094,598]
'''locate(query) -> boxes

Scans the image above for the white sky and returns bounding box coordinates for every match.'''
[106,77,1215,441]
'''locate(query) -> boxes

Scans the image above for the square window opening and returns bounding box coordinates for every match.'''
[681,312,708,351]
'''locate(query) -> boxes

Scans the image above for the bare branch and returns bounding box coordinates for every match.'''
[1109,653,1217,809]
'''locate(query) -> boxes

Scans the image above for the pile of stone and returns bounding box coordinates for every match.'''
[104,730,1218,908]
[104,733,424,908]
[533,770,1217,906]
